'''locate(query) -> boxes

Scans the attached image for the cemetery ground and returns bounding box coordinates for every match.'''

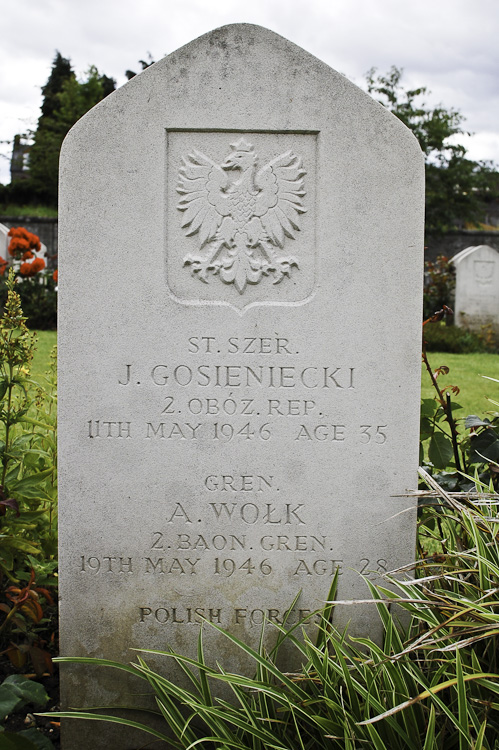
[1,324,499,747]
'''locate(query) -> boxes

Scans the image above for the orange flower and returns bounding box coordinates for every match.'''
[8,227,30,240]
[0,257,8,276]
[20,262,34,277]
[22,250,34,261]
[31,257,45,273]
[20,257,45,277]
[8,237,29,256]
[7,227,41,258]
[29,233,41,252]
[53,269,58,283]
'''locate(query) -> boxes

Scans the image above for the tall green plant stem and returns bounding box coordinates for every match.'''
[422,332,465,474]
[1,361,14,488]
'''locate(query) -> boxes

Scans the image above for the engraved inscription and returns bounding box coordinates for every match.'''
[177,138,306,294]
[79,328,394,638]
[88,335,396,444]
[473,260,494,285]
[78,555,387,580]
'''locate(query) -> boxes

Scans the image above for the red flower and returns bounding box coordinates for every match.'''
[53,269,58,283]
[0,257,8,277]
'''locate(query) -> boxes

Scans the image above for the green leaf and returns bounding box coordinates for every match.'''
[423,705,435,750]
[15,729,55,750]
[9,468,53,494]
[0,380,9,401]
[37,711,171,743]
[455,650,468,750]
[0,732,41,750]
[428,432,454,469]
[465,415,491,428]
[419,417,433,439]
[4,466,20,485]
[11,435,36,450]
[0,684,23,722]
[1,538,40,555]
[421,399,438,418]
[11,510,47,521]
[475,719,487,749]
[19,418,55,432]
[2,676,49,708]
[469,430,499,465]
[0,548,14,570]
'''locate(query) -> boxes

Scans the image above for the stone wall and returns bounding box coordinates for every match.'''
[1,215,496,269]
[425,230,499,262]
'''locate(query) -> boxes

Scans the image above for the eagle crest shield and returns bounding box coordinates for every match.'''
[176,138,307,295]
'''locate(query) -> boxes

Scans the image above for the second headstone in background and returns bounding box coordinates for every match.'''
[452,245,499,340]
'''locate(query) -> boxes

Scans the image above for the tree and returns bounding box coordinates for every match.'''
[365,66,498,235]
[28,59,116,204]
[125,53,155,80]
[39,52,74,120]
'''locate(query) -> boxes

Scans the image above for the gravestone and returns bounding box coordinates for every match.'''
[0,223,8,258]
[451,245,499,339]
[59,24,424,749]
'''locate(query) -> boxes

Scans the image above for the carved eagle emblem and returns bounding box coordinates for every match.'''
[177,138,307,294]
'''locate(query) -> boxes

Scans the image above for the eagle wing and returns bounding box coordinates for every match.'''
[253,151,307,248]
[177,150,231,247]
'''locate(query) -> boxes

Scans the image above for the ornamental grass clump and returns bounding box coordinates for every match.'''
[51,472,499,749]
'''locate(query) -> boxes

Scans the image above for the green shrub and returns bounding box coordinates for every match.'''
[423,255,455,321]
[16,278,57,331]
[423,322,491,353]
[0,674,55,749]
[0,277,57,331]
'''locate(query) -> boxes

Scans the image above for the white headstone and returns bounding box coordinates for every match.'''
[59,24,424,749]
[451,244,499,337]
[0,223,9,259]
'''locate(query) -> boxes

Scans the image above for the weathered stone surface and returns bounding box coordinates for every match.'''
[58,24,424,749]
[451,244,499,338]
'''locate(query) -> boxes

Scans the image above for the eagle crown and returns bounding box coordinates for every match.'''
[222,138,257,173]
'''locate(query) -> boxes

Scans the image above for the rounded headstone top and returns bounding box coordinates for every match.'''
[451,245,499,265]
[62,22,423,160]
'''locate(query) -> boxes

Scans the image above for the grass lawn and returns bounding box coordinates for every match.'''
[31,330,57,382]
[422,350,499,420]
[0,205,58,219]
